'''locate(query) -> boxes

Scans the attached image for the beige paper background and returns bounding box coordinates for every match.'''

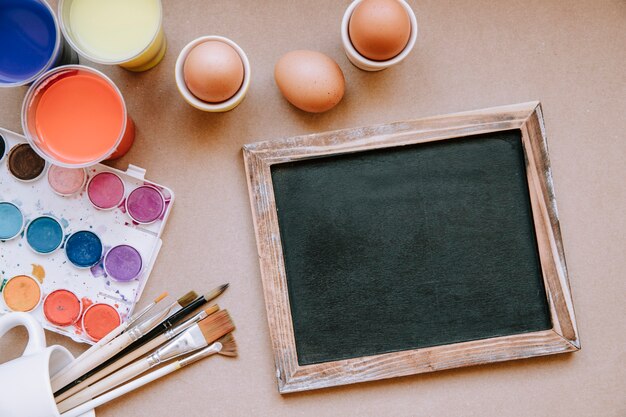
[1,1,625,416]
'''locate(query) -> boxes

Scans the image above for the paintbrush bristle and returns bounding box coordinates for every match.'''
[154,292,168,303]
[217,333,237,357]
[204,304,219,316]
[198,310,234,345]
[177,291,198,308]
[203,284,229,303]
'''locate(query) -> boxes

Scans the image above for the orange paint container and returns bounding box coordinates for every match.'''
[21,65,135,168]
[43,289,82,327]
[2,275,42,312]
[81,303,121,341]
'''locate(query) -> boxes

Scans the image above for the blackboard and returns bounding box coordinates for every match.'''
[244,102,579,393]
[271,130,552,365]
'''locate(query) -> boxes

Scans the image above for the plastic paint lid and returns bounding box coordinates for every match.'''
[104,245,143,282]
[26,216,64,254]
[2,275,42,312]
[65,230,103,268]
[126,185,165,224]
[82,303,121,341]
[0,202,25,240]
[44,289,82,326]
[8,143,46,181]
[87,171,125,210]
[48,165,86,196]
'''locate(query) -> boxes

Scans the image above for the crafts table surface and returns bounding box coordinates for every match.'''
[0,1,624,416]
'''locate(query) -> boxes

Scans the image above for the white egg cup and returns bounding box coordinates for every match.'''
[175,35,251,112]
[341,0,418,71]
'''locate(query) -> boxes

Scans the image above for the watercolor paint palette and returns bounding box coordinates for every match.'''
[0,127,174,344]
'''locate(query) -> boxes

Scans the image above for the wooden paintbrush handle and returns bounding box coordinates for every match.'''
[51,334,133,393]
[55,334,167,403]
[57,359,151,413]
[61,364,179,417]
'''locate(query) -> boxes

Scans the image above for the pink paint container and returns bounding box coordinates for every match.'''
[87,171,125,210]
[47,165,87,196]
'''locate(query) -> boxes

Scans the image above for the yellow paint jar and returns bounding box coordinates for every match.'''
[2,275,42,312]
[58,0,166,72]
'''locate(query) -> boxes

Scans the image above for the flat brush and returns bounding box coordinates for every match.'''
[55,305,219,403]
[136,284,229,345]
[52,290,197,393]
[54,286,225,397]
[61,334,237,417]
[52,292,169,380]
[58,311,235,414]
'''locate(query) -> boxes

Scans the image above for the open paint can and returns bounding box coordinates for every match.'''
[58,0,166,72]
[1,275,42,312]
[21,65,135,168]
[0,0,79,87]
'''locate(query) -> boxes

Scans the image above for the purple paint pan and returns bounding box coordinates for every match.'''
[125,185,165,224]
[104,244,143,282]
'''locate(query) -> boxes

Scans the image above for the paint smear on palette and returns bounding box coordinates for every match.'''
[73,297,94,334]
[145,182,171,221]
[90,245,110,278]
[31,264,45,283]
[81,297,93,310]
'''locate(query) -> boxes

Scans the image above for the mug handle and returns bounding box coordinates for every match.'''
[0,312,46,357]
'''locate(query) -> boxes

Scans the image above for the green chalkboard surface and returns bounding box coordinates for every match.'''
[271,130,552,366]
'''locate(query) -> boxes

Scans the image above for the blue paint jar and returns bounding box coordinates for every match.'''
[26,215,64,254]
[0,202,24,240]
[65,230,103,268]
[0,0,78,87]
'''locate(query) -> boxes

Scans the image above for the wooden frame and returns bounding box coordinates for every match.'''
[243,102,579,394]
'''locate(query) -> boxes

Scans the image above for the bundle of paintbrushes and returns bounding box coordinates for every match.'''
[50,284,236,416]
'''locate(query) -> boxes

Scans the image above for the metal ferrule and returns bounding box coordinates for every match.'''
[179,342,222,368]
[127,303,181,341]
[125,301,156,329]
[147,325,207,366]
[164,310,208,340]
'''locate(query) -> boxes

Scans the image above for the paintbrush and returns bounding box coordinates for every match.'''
[53,285,227,397]
[136,284,229,344]
[60,334,237,417]
[55,304,219,403]
[51,290,197,393]
[57,311,234,414]
[51,292,169,380]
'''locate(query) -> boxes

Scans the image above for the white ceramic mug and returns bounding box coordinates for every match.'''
[0,312,95,417]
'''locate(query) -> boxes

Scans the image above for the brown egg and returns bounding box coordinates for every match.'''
[183,41,244,103]
[349,0,411,61]
[274,50,345,113]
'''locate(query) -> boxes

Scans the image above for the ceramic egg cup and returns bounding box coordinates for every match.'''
[341,0,418,71]
[175,36,251,112]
